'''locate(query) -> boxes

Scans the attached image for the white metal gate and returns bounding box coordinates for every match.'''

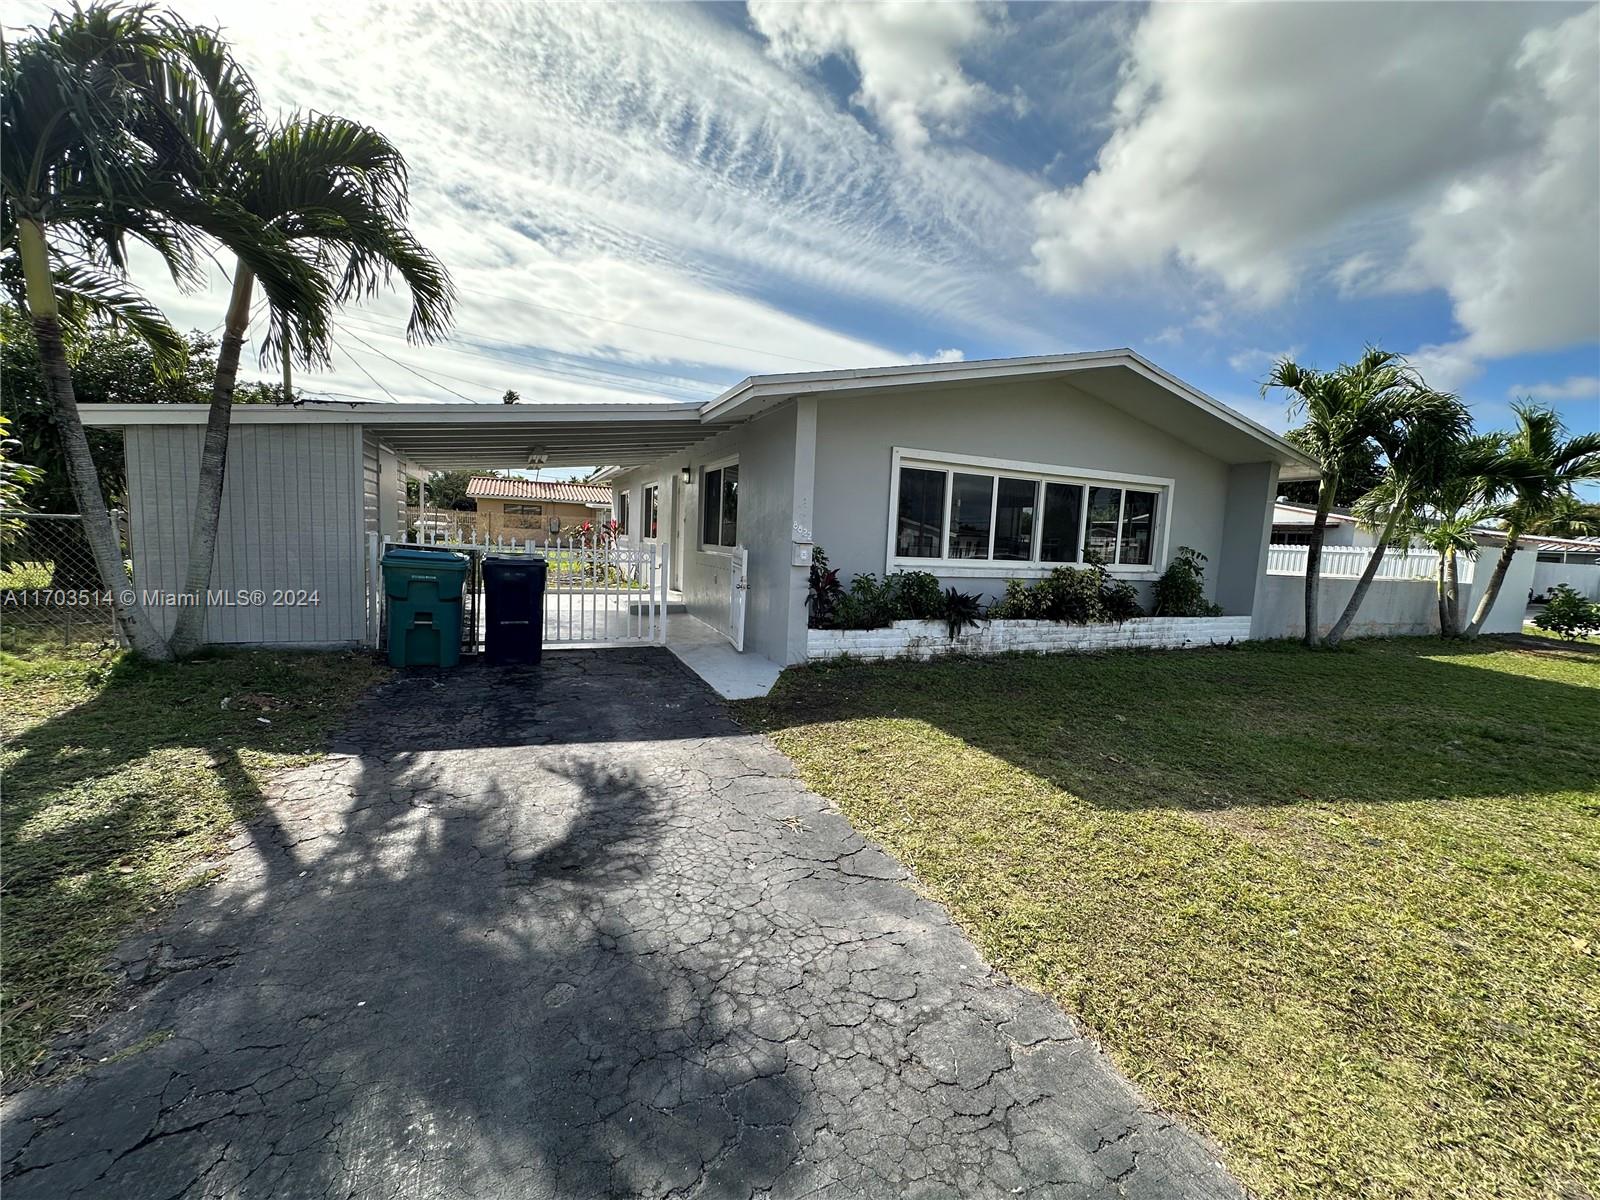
[370,532,669,652]
[729,545,749,652]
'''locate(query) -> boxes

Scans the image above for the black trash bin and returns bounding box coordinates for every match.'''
[482,555,548,665]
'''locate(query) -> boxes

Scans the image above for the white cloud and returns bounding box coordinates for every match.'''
[1510,375,1600,402]
[1030,3,1599,367]
[748,1,1000,152]
[1227,346,1300,376]
[1406,342,1485,393]
[930,347,966,363]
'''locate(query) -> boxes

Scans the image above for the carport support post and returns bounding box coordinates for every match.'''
[784,397,818,665]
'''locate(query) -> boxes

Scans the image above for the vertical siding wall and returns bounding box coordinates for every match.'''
[125,424,365,645]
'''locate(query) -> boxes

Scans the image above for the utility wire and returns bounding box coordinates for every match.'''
[330,334,400,404]
[335,322,488,404]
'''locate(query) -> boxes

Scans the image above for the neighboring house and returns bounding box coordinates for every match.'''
[81,350,1533,661]
[465,477,612,543]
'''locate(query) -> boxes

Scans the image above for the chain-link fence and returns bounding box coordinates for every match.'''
[1,512,125,647]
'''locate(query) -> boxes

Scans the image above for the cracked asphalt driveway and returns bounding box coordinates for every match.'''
[1,649,1240,1199]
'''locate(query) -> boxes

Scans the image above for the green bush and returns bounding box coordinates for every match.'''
[987,557,1145,625]
[1152,546,1223,617]
[884,570,944,620]
[1532,584,1600,641]
[943,586,983,638]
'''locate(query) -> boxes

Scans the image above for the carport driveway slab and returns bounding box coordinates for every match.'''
[2,649,1240,1199]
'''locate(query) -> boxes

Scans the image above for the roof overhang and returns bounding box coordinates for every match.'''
[702,350,1321,480]
[79,401,737,470]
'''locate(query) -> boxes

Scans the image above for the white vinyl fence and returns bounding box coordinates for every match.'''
[370,531,668,653]
[1265,543,1475,585]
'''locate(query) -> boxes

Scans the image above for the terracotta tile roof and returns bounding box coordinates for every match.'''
[465,477,613,505]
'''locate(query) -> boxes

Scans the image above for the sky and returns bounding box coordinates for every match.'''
[13,1,1600,485]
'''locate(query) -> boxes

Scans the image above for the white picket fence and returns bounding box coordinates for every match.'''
[1265,543,1475,584]
[370,531,669,651]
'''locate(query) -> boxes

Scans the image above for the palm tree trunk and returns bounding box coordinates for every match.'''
[1302,471,1339,647]
[17,217,172,661]
[1325,510,1400,648]
[1442,547,1462,637]
[169,265,255,656]
[1463,533,1519,639]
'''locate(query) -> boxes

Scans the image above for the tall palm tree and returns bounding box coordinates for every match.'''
[1464,404,1600,638]
[1265,348,1425,647]
[1324,391,1469,647]
[1412,435,1509,638]
[1,5,321,659]
[1527,495,1600,539]
[168,111,454,655]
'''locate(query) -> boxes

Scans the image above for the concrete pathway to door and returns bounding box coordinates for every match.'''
[1,650,1239,1200]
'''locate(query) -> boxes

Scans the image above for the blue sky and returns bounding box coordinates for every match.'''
[16,1,1600,483]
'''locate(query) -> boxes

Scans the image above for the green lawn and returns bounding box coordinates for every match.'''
[0,633,386,1081]
[740,638,1600,1200]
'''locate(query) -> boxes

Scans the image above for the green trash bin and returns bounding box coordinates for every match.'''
[382,548,469,668]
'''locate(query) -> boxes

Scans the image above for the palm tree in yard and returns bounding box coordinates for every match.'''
[2,6,321,659]
[1463,404,1600,638]
[167,109,455,655]
[1412,435,1509,638]
[1266,348,1432,647]
[1324,390,1470,648]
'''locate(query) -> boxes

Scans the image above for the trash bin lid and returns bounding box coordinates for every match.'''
[483,554,546,568]
[383,547,468,566]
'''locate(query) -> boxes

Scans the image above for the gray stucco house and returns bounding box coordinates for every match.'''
[82,350,1321,667]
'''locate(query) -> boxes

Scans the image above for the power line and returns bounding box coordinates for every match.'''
[335,322,489,404]
[338,309,712,391]
[450,291,847,369]
[330,335,400,404]
[335,313,712,401]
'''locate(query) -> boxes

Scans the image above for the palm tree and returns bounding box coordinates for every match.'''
[1527,495,1600,539]
[1324,391,1469,647]
[2,5,321,659]
[1464,404,1600,638]
[168,111,454,655]
[1412,436,1508,638]
[1265,348,1426,647]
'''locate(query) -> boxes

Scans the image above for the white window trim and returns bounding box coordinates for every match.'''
[698,455,741,554]
[642,481,662,543]
[884,446,1175,580]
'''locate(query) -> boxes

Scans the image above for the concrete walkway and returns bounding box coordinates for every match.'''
[1,650,1238,1199]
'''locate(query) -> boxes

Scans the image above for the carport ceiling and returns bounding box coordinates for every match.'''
[78,401,738,469]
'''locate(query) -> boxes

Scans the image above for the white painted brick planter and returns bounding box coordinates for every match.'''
[807,615,1253,661]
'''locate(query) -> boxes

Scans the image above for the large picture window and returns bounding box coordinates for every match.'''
[701,463,739,549]
[889,451,1167,571]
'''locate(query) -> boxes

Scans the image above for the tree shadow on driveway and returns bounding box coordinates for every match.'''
[2,648,1244,1200]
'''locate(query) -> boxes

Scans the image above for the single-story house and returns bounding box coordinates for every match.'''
[464,477,612,542]
[84,350,1532,666]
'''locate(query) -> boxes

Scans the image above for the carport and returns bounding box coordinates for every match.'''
[79,399,784,698]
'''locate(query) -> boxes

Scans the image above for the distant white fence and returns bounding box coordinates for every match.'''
[1265,543,1475,585]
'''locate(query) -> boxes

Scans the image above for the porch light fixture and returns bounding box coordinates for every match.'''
[526,447,548,467]
[680,465,692,484]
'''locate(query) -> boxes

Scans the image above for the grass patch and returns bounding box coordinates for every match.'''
[740,638,1600,1200]
[0,633,387,1081]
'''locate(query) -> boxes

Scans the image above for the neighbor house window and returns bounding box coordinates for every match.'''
[701,463,739,549]
[889,451,1168,571]
[644,484,660,540]
[504,503,543,517]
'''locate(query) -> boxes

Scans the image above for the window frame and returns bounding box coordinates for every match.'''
[616,489,630,535]
[884,447,1174,578]
[699,455,741,552]
[643,483,661,542]
[502,502,544,518]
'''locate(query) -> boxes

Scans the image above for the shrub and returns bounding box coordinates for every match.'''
[1532,584,1600,641]
[943,587,983,638]
[1152,546,1223,617]
[805,546,843,628]
[832,573,894,630]
[988,577,1044,620]
[883,570,943,620]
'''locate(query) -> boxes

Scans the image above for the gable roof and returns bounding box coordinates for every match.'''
[700,349,1321,480]
[466,477,612,505]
